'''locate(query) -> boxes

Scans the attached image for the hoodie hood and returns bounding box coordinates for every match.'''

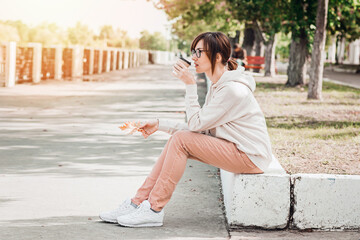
[212,67,256,92]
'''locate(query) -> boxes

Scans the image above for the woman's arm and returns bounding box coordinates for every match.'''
[158,119,189,135]
[185,84,246,132]
[139,119,190,137]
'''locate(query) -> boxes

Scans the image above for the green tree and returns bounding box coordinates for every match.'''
[28,22,66,46]
[285,0,359,86]
[124,37,139,49]
[1,20,29,43]
[139,30,167,51]
[308,0,329,100]
[307,0,358,99]
[99,25,115,47]
[97,25,138,48]
[171,18,226,54]
[111,28,128,48]
[154,0,239,53]
[327,0,360,63]
[0,20,141,49]
[208,0,287,76]
[156,0,285,76]
[0,22,20,42]
[283,0,317,86]
[275,32,291,61]
[328,0,360,41]
[67,22,94,46]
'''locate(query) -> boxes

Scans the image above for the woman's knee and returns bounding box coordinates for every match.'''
[172,130,193,142]
[169,130,195,147]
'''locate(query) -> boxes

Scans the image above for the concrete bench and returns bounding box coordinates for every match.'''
[291,174,360,230]
[221,155,290,229]
[221,157,360,230]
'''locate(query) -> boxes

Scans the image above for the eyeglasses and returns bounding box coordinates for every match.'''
[191,49,207,58]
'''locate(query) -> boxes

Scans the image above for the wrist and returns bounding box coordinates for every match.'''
[184,78,196,85]
[189,76,196,84]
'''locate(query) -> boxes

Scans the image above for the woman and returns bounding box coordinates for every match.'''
[232,43,247,68]
[99,32,274,227]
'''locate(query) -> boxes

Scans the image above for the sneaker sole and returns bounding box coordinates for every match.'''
[99,215,117,223]
[117,221,163,228]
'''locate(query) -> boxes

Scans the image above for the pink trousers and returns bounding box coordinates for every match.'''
[131,130,263,211]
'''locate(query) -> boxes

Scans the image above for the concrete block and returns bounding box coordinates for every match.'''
[112,49,117,71]
[117,51,123,70]
[97,49,103,74]
[132,51,135,67]
[221,170,290,229]
[4,42,16,87]
[70,45,84,79]
[140,50,149,65]
[105,49,111,72]
[123,50,129,69]
[144,50,149,65]
[53,45,62,80]
[128,51,133,68]
[28,42,42,83]
[88,48,94,75]
[292,174,360,230]
[136,51,140,67]
[150,51,176,65]
[169,52,176,62]
[134,51,137,67]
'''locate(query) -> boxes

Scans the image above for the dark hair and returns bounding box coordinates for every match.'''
[191,32,238,74]
[232,44,246,60]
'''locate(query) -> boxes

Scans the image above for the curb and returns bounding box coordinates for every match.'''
[323,77,360,89]
[221,172,360,230]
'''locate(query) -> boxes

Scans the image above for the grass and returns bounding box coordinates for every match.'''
[255,76,360,175]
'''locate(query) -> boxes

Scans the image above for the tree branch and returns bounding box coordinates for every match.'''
[253,20,267,43]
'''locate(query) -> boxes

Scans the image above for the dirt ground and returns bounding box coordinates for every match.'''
[254,75,360,175]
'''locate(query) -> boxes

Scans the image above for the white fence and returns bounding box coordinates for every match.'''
[1,42,175,87]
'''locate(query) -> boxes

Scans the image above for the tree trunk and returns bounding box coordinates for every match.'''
[229,30,241,49]
[286,33,308,86]
[255,33,264,56]
[308,0,329,100]
[235,30,240,44]
[253,22,264,73]
[264,34,277,77]
[336,36,345,64]
[242,23,255,56]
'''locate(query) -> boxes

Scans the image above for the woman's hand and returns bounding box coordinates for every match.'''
[172,61,196,85]
[139,119,159,139]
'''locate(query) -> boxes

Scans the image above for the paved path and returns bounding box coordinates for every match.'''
[0,65,227,239]
[0,64,359,239]
[323,69,360,89]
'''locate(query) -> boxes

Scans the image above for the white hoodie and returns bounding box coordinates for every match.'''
[158,68,273,172]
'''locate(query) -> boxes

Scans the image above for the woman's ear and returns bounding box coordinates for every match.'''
[216,53,222,63]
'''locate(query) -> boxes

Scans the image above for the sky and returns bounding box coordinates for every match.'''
[0,0,171,38]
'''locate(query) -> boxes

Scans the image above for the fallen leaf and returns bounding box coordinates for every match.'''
[119,121,143,135]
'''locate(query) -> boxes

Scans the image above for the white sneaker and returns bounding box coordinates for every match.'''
[99,198,138,223]
[117,200,164,227]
